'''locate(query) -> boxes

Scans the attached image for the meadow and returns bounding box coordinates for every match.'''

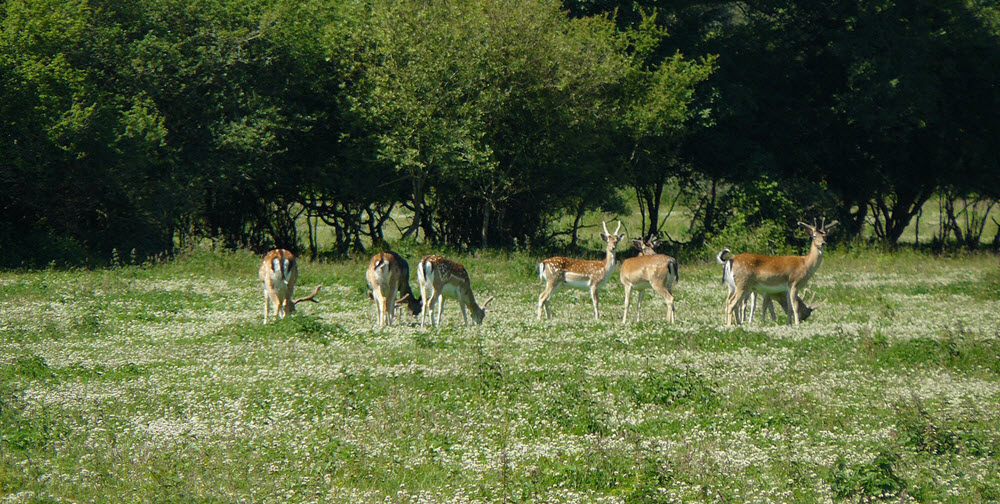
[1,245,999,503]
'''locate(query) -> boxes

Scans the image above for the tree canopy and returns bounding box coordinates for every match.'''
[1,0,998,266]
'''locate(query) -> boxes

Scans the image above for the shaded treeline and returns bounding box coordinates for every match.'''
[1,0,998,266]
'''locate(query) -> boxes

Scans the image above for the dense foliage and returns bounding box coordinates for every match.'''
[1,0,998,265]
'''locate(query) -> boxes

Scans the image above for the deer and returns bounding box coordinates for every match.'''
[752,289,824,323]
[720,218,837,326]
[365,251,422,326]
[537,220,624,321]
[258,249,321,324]
[416,255,493,327]
[718,248,824,324]
[620,235,679,323]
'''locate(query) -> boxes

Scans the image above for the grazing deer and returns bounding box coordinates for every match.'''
[366,252,402,326]
[620,235,679,323]
[721,218,838,325]
[258,249,321,324]
[416,255,493,327]
[365,251,422,326]
[389,251,424,318]
[537,220,624,321]
[753,289,823,323]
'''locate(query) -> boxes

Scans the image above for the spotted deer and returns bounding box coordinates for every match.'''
[537,221,624,321]
[258,249,321,323]
[416,255,493,327]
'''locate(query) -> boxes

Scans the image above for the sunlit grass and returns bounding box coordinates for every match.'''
[1,247,998,503]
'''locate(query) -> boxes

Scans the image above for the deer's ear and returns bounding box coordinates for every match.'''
[482,296,494,309]
[632,239,644,250]
[600,233,609,242]
[617,233,626,243]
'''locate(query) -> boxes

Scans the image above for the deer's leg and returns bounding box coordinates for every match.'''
[788,286,801,325]
[537,279,559,320]
[621,283,632,324]
[271,291,284,320]
[726,286,749,326]
[589,283,600,321]
[386,284,396,327]
[382,300,390,326]
[434,292,445,327]
[760,295,774,322]
[724,284,735,325]
[262,288,270,324]
[381,292,391,326]
[636,290,645,322]
[651,283,674,323]
[459,303,468,326]
[746,292,757,324]
[420,285,432,328]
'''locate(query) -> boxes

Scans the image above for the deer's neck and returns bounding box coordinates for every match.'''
[601,248,616,278]
[801,241,824,282]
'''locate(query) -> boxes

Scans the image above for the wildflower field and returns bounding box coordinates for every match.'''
[2,248,999,503]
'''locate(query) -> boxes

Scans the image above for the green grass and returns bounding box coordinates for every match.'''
[1,247,999,503]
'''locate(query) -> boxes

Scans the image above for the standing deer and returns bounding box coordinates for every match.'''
[718,247,824,324]
[721,218,837,325]
[417,255,493,327]
[620,235,679,323]
[718,249,821,324]
[258,249,321,324]
[537,220,624,321]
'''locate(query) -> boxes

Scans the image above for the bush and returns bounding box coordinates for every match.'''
[704,176,799,255]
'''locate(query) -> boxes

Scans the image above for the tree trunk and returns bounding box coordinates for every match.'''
[992,217,1000,251]
[401,176,425,241]
[643,178,664,238]
[481,204,490,249]
[570,199,586,249]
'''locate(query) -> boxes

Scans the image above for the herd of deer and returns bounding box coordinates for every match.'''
[258,218,838,327]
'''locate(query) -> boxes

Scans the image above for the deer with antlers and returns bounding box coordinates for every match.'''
[537,220,624,321]
[620,235,679,323]
[717,249,825,324]
[366,251,422,326]
[258,249,321,324]
[721,218,837,326]
[417,255,493,327]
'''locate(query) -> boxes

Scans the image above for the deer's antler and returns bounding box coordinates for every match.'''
[293,284,322,305]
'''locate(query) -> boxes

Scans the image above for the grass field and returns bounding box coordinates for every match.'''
[2,246,999,503]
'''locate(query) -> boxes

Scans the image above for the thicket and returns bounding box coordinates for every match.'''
[2,0,998,267]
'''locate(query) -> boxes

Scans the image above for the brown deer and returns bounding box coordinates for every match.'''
[416,255,493,327]
[537,220,624,321]
[721,218,837,325]
[258,249,321,323]
[620,235,679,323]
[365,251,422,326]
